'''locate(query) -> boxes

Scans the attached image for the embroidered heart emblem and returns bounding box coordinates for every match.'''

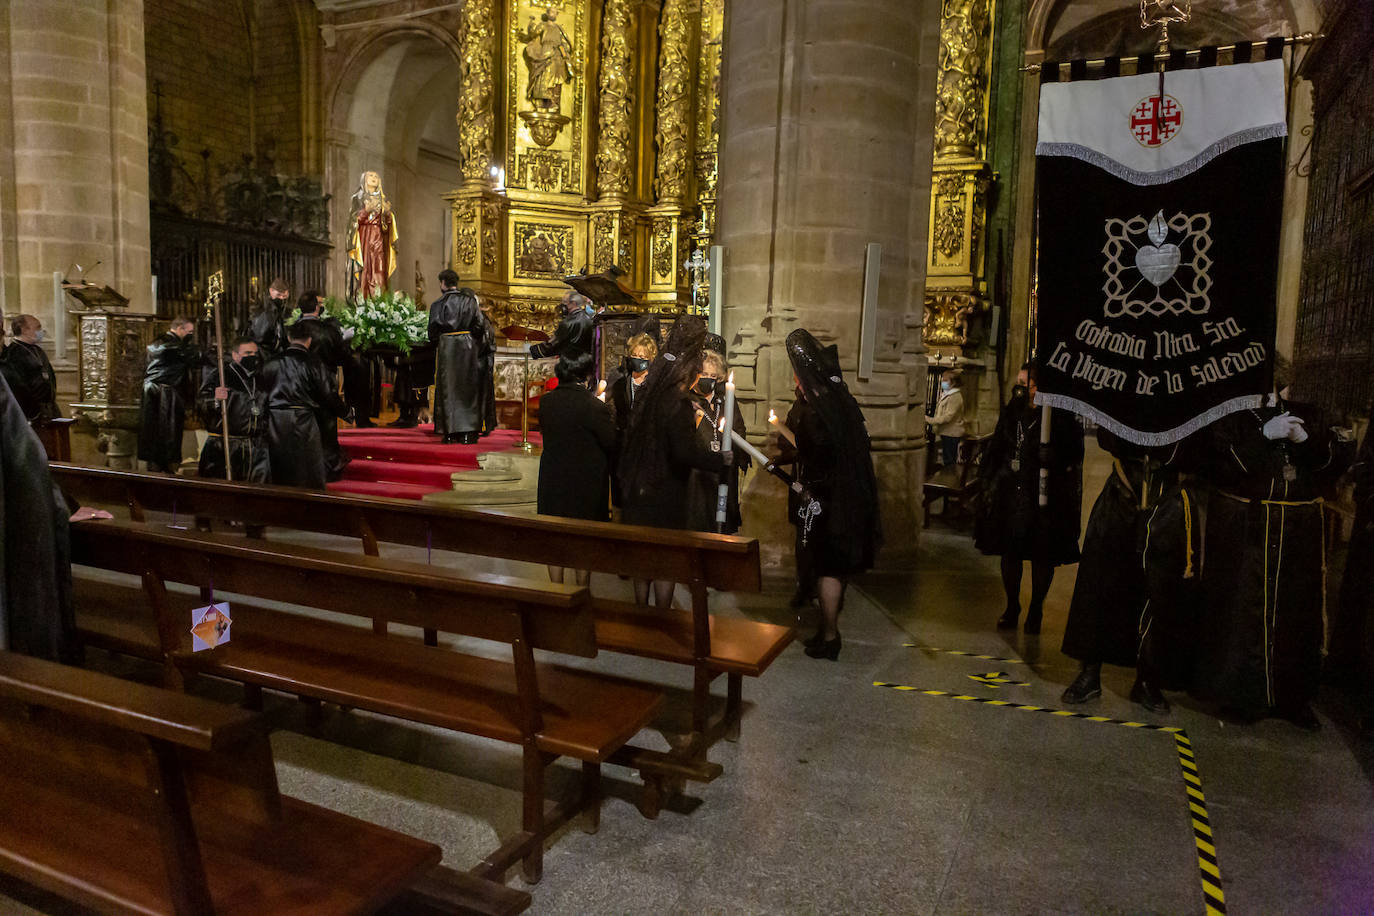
[1135,210,1180,287]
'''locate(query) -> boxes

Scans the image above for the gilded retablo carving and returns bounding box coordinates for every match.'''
[934,0,992,159]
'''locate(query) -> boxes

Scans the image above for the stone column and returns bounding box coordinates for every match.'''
[644,0,696,307]
[718,0,941,568]
[1,0,152,467]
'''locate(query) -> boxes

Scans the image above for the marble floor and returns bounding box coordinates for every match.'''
[6,446,1374,915]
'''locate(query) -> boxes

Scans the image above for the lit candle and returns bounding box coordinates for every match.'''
[768,407,796,447]
[716,370,736,531]
[595,379,607,402]
[729,429,773,468]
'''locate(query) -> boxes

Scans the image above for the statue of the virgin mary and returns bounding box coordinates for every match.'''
[346,170,398,301]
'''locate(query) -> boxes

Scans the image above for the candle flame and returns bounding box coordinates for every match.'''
[719,416,728,433]
[768,408,778,424]
[727,369,735,387]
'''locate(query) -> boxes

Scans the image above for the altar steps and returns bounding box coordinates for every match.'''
[329,425,538,501]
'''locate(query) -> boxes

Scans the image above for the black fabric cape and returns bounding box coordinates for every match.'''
[138,331,199,469]
[536,382,616,521]
[620,394,725,530]
[260,345,348,489]
[249,297,289,356]
[428,288,491,436]
[195,359,270,483]
[975,402,1083,565]
[0,374,75,662]
[1194,401,1353,714]
[0,339,60,421]
[528,309,594,361]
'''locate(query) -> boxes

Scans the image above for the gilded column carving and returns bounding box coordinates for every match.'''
[692,0,723,251]
[654,0,694,206]
[596,0,637,200]
[458,0,498,187]
[924,0,996,355]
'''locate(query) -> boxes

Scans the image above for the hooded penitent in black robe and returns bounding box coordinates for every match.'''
[1062,430,1204,682]
[1194,400,1353,717]
[295,315,349,478]
[479,314,498,435]
[618,315,726,530]
[685,390,749,534]
[975,401,1083,566]
[785,329,881,578]
[138,331,200,471]
[529,308,594,361]
[195,358,270,483]
[0,374,75,663]
[1329,412,1374,715]
[260,345,349,489]
[428,287,492,437]
[249,296,289,357]
[0,339,60,422]
[536,381,616,521]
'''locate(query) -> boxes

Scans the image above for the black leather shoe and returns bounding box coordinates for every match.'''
[459,431,479,445]
[1062,665,1102,704]
[388,414,418,428]
[802,626,827,649]
[1130,678,1171,713]
[442,433,460,444]
[1023,613,1043,635]
[996,608,1019,630]
[804,636,841,660]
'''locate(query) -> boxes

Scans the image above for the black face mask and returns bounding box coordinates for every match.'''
[693,378,718,397]
[626,356,651,374]
[1010,384,1030,404]
[239,354,261,374]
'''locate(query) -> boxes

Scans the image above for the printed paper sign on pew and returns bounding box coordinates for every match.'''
[191,603,232,651]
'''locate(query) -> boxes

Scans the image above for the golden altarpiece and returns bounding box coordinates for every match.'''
[447,0,723,333]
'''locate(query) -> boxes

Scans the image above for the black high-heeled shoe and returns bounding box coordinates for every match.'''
[802,626,827,649]
[804,635,841,660]
[996,607,1020,630]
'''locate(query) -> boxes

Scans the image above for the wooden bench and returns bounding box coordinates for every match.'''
[68,517,667,884]
[0,649,531,915]
[922,433,991,529]
[52,463,791,749]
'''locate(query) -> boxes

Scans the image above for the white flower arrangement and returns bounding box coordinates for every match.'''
[317,291,428,354]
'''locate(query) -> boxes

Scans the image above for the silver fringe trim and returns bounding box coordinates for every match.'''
[1035,122,1288,186]
[1036,391,1264,446]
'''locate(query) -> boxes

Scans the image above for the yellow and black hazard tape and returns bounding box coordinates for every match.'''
[874,682,1226,914]
[902,644,1029,665]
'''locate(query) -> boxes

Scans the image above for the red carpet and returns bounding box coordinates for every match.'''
[330,425,539,500]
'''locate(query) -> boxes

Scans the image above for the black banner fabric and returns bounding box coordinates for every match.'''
[1035,138,1283,444]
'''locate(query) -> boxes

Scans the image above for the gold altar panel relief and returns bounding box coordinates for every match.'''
[513,221,577,280]
[508,0,588,198]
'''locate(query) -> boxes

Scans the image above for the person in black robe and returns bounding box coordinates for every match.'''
[1329,403,1374,730]
[478,300,499,436]
[785,329,880,660]
[528,291,594,361]
[0,314,60,422]
[685,347,749,534]
[608,333,658,451]
[0,373,76,663]
[1195,385,1354,728]
[617,314,729,607]
[248,277,291,357]
[260,322,352,488]
[195,336,270,483]
[536,354,617,586]
[429,269,492,445]
[138,316,199,473]
[975,361,1084,634]
[1061,430,1204,711]
[293,291,350,479]
[777,387,816,610]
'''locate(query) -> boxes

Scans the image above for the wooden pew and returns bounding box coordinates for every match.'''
[0,649,531,915]
[52,463,792,749]
[68,517,667,884]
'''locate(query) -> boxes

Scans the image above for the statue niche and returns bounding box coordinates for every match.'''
[518,8,574,148]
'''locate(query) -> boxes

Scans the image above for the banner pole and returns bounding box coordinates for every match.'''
[1038,403,1052,507]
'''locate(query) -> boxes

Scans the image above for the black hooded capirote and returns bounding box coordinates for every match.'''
[260,344,349,488]
[784,329,881,576]
[138,330,200,470]
[195,357,271,483]
[249,296,289,356]
[617,314,726,529]
[0,373,76,663]
[428,286,492,437]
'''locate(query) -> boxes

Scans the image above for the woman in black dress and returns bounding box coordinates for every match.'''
[536,353,617,586]
[975,361,1084,634]
[786,329,881,660]
[618,315,730,606]
[685,348,749,533]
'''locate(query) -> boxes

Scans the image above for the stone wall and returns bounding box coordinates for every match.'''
[718,0,941,568]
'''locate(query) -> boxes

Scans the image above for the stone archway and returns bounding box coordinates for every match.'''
[326,27,462,300]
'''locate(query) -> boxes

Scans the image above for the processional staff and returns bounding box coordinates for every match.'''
[205,271,233,482]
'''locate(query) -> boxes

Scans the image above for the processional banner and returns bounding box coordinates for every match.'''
[1034,58,1286,444]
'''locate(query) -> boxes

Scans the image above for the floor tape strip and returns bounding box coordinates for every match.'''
[874,682,1225,914]
[902,644,1029,665]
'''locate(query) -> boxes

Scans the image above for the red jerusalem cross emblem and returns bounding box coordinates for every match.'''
[1130,94,1183,147]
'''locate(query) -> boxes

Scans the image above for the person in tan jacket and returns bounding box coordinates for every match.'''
[926,369,966,466]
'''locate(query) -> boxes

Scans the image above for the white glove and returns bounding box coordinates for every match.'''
[1287,417,1308,443]
[1263,412,1295,440]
